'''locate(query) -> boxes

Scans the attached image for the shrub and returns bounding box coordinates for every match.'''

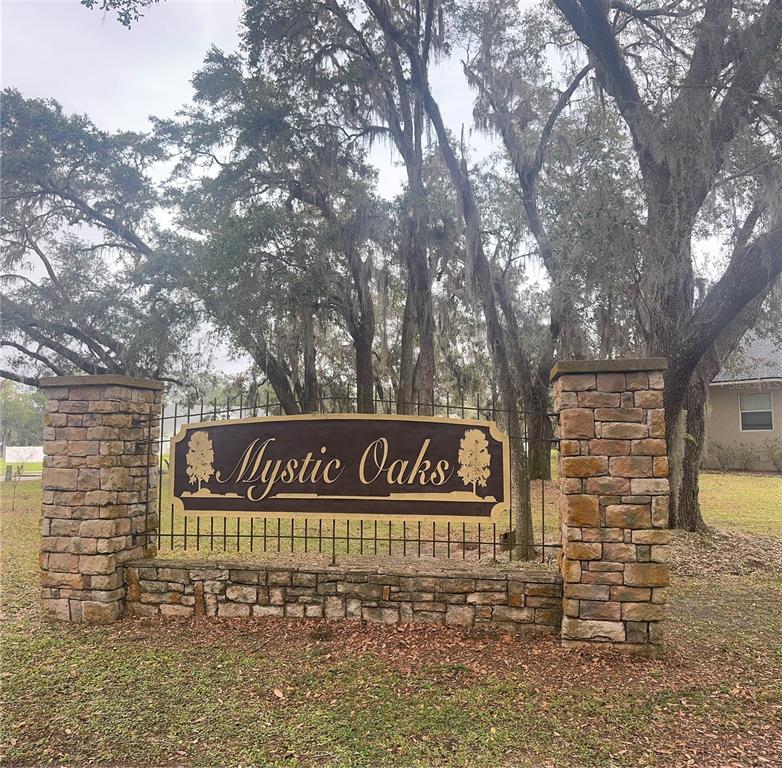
[704,441,759,471]
[732,442,757,472]
[705,441,733,470]
[761,438,782,472]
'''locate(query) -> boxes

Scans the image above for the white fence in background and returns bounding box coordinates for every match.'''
[4,446,43,464]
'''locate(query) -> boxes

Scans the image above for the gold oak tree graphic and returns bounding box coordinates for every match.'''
[185,431,215,491]
[457,428,491,496]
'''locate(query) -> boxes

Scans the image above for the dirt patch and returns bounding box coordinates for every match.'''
[670,527,782,576]
[115,607,775,694]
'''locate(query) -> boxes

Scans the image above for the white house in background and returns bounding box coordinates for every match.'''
[702,336,782,472]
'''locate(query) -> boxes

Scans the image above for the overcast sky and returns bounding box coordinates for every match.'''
[1,0,499,198]
[2,0,244,131]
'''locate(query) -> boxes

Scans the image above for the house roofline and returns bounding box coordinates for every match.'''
[710,377,782,386]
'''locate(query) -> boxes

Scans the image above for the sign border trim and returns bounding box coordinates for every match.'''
[168,413,512,523]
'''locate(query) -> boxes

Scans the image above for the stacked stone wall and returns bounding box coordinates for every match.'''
[38,365,671,653]
[552,360,670,652]
[125,559,562,633]
[39,375,162,623]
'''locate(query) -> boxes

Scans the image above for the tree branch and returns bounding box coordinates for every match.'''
[39,179,155,258]
[678,0,733,99]
[23,231,65,295]
[678,222,782,380]
[552,0,659,154]
[732,198,765,258]
[532,64,592,178]
[709,0,782,155]
[43,320,123,373]
[320,0,413,160]
[0,340,66,375]
[3,299,110,375]
[609,0,683,20]
[0,369,40,387]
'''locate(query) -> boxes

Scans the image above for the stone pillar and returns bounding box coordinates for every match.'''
[39,375,162,623]
[551,359,670,654]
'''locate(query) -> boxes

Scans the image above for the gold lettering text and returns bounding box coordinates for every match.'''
[359,438,387,484]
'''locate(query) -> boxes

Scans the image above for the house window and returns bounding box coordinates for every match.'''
[739,392,773,431]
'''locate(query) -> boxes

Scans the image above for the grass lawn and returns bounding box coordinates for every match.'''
[0,477,40,516]
[698,470,782,536]
[150,472,561,562]
[150,468,776,561]
[1,473,780,767]
[0,460,42,476]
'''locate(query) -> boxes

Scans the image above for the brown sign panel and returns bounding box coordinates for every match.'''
[169,415,509,522]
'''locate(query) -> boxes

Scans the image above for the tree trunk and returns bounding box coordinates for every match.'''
[469,228,533,560]
[494,275,554,482]
[666,364,710,531]
[412,291,435,415]
[545,0,782,533]
[399,179,435,416]
[426,100,533,558]
[667,291,770,530]
[397,289,416,415]
[513,455,535,559]
[251,341,300,415]
[526,385,553,481]
[300,308,319,414]
[346,249,376,414]
[644,199,700,530]
[355,332,375,414]
[410,240,434,415]
[262,363,300,415]
[504,398,535,561]
[361,14,536,557]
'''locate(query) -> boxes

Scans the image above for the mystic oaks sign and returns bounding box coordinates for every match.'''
[169,415,510,522]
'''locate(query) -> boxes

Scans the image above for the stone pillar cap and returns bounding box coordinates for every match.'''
[550,358,667,382]
[38,374,164,391]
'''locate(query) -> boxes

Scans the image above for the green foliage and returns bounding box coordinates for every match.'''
[155,41,415,410]
[762,437,782,473]
[0,89,199,385]
[705,441,738,471]
[171,370,273,411]
[47,0,782,473]
[705,440,766,473]
[80,0,159,27]
[0,381,45,447]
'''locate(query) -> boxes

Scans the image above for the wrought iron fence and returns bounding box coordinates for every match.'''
[144,393,560,563]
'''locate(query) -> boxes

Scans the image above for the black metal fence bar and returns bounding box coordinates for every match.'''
[144,393,560,563]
